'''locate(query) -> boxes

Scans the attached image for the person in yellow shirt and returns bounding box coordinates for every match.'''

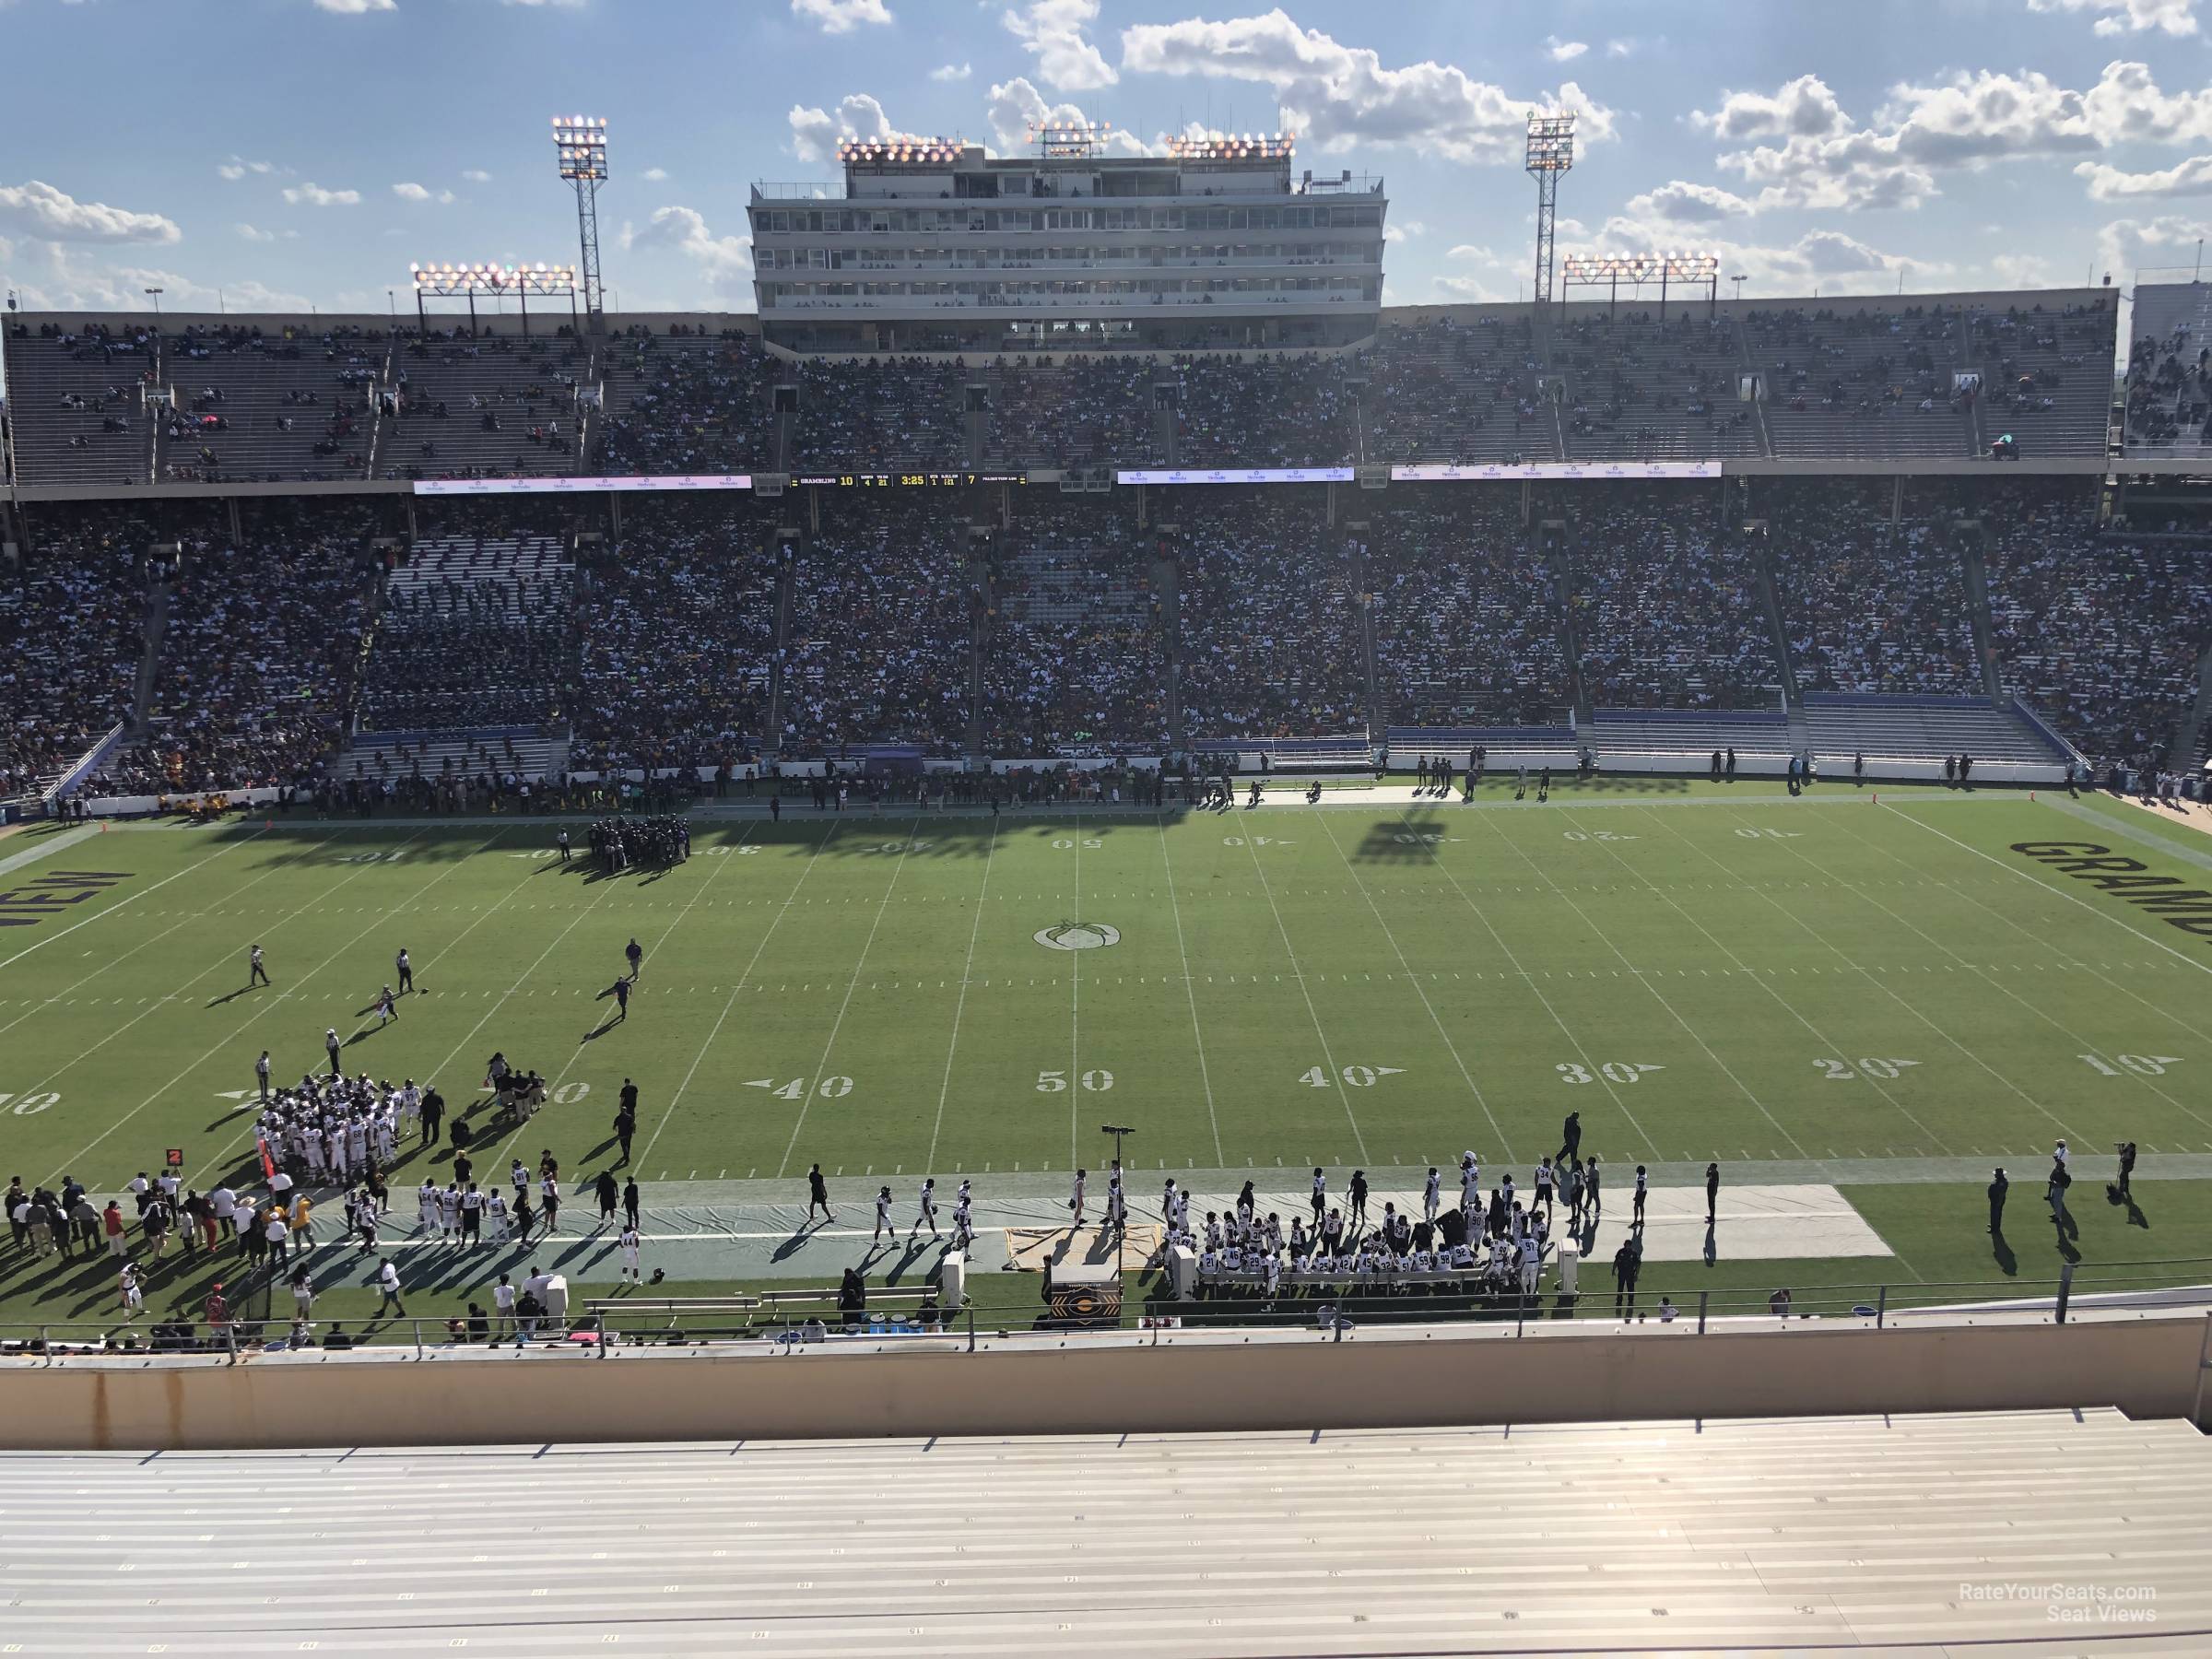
[289,1194,313,1253]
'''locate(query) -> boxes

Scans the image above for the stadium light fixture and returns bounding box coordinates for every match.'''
[407,261,580,336]
[1560,250,1722,319]
[552,116,607,331]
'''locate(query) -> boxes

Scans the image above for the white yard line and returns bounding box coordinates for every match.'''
[1313,810,1512,1164]
[1886,803,2212,982]
[634,824,841,1179]
[40,829,465,1183]
[776,815,925,1181]
[1785,809,2206,1136]
[199,830,567,1175]
[1395,806,1662,1160]
[0,826,270,973]
[1156,814,1224,1166]
[1499,812,1810,1156]
[924,816,998,1173]
[1234,819,1371,1164]
[1603,806,2011,1151]
[475,825,769,1177]
[0,832,332,1046]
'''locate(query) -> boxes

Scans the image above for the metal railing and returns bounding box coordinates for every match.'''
[6,1260,2209,1362]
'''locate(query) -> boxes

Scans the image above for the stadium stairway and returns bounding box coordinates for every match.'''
[3,1408,2207,1654]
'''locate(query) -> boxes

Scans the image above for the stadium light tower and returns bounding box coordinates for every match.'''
[1524,112,1576,312]
[552,115,608,334]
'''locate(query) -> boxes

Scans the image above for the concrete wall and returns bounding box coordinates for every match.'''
[6,1313,2206,1452]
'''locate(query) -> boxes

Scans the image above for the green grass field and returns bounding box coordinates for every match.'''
[3,776,2208,1332]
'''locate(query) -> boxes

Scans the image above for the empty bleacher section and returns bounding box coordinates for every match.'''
[1746,301,1981,459]
[1971,298,2115,458]
[1368,488,1567,726]
[570,499,780,776]
[2,320,159,487]
[155,324,382,483]
[380,330,590,480]
[1174,490,1366,739]
[1592,706,1794,765]
[1554,309,1763,461]
[1805,692,2067,770]
[982,504,1168,756]
[8,1410,2210,1655]
[1567,483,1778,708]
[357,531,576,732]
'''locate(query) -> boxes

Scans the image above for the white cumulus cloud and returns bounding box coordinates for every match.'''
[788,92,899,165]
[931,61,973,81]
[1545,36,1587,61]
[791,0,893,32]
[1702,61,2212,214]
[0,181,181,243]
[1382,218,1427,242]
[641,167,668,182]
[1118,11,1616,163]
[283,182,361,206]
[2027,0,2197,34]
[983,75,1148,156]
[391,182,455,204]
[1004,0,1116,91]
[233,222,299,242]
[1623,180,1758,223]
[2077,154,2212,198]
[462,170,492,182]
[623,205,754,297]
[313,0,395,13]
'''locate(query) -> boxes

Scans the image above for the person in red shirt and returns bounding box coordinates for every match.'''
[101,1199,128,1259]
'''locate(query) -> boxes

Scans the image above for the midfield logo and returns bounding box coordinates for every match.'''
[1034,922,1121,951]
[2009,841,2212,941]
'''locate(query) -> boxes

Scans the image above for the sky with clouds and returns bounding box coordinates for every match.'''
[5,0,2212,324]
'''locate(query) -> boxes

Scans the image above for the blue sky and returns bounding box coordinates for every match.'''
[4,0,2212,322]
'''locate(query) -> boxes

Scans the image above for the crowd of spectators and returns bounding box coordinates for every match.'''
[570,500,778,776]
[1170,353,1355,466]
[1766,479,1982,695]
[598,329,777,476]
[984,357,1158,466]
[1175,490,1367,737]
[797,357,966,470]
[981,529,1168,755]
[13,464,2210,787]
[2124,324,2209,452]
[1367,490,1568,727]
[0,508,158,796]
[1982,481,2212,766]
[1569,486,1779,708]
[779,499,976,756]
[102,504,381,794]
[1360,315,1553,464]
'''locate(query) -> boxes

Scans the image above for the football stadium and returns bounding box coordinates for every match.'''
[4,3,2212,1652]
